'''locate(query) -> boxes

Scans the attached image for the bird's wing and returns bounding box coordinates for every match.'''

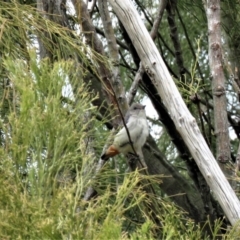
[114,117,139,147]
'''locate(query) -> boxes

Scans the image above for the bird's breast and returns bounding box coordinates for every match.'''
[134,118,149,147]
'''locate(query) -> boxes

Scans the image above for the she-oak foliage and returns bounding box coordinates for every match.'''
[0,0,239,239]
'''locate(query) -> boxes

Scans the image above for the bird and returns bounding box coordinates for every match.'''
[101,103,149,160]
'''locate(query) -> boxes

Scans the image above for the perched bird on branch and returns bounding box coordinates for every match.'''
[101,103,149,160]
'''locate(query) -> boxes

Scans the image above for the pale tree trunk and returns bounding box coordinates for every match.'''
[205,0,232,181]
[221,1,240,92]
[221,1,240,184]
[107,0,240,225]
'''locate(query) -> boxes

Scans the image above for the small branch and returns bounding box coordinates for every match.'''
[119,50,137,72]
[98,0,148,172]
[190,94,209,145]
[176,6,205,83]
[127,0,167,104]
[127,63,145,105]
[134,0,152,25]
[166,1,189,77]
[95,27,129,50]
[150,0,167,39]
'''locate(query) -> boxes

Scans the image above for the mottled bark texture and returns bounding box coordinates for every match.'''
[206,0,232,178]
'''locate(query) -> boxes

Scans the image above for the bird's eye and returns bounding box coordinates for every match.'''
[134,107,137,110]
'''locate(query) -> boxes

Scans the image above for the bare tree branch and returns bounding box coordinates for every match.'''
[127,0,167,104]
[127,63,145,105]
[166,1,189,77]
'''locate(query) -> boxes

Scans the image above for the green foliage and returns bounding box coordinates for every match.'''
[0,52,94,238]
[0,1,104,75]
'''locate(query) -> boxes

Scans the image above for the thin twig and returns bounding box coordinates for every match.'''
[176,6,205,83]
[150,0,167,39]
[127,0,167,104]
[166,1,189,77]
[127,63,145,105]
[95,27,129,50]
[119,50,136,72]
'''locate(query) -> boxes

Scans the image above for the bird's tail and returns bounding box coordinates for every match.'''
[101,145,119,160]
